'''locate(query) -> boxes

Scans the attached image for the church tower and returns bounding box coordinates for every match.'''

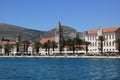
[55,22,63,52]
[16,32,21,42]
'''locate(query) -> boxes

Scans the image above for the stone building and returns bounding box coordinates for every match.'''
[55,22,64,52]
[85,26,120,54]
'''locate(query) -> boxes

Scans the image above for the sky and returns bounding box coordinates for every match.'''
[0,0,120,32]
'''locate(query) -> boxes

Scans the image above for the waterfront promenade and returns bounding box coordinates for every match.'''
[0,55,120,59]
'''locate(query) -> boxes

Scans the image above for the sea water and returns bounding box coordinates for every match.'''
[0,58,120,80]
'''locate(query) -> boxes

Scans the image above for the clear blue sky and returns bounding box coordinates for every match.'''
[0,0,120,32]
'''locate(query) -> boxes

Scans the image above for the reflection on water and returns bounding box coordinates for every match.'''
[0,58,120,80]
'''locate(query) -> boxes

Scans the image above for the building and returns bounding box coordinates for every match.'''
[85,26,120,54]
[40,38,55,44]
[39,22,64,53]
[55,22,64,52]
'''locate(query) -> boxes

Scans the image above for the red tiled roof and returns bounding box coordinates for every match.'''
[9,41,16,44]
[88,27,120,34]
[0,41,16,45]
[40,38,55,44]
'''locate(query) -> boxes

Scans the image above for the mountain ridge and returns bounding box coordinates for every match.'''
[0,23,78,41]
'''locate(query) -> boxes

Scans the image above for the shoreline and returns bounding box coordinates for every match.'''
[0,55,120,59]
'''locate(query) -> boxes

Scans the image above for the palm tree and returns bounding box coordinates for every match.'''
[74,37,83,50]
[98,36,105,54]
[0,45,2,49]
[66,38,76,54]
[15,42,21,54]
[34,41,41,55]
[22,40,31,53]
[84,41,91,54]
[43,40,51,55]
[51,41,57,51]
[63,37,83,54]
[115,39,120,54]
[0,45,2,55]
[66,38,73,51]
[4,43,12,56]
[43,42,48,55]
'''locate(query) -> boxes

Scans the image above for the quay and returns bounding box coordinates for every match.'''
[0,55,120,59]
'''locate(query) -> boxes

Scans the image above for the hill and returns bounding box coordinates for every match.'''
[42,25,77,38]
[0,23,78,41]
[0,23,45,41]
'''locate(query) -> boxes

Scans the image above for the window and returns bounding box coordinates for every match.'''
[87,37,89,41]
[112,41,114,46]
[104,49,105,52]
[105,42,106,46]
[95,42,97,46]
[109,35,111,39]
[108,35,109,39]
[106,42,108,46]
[112,35,115,39]
[105,35,106,39]
[106,35,107,39]
[109,41,111,46]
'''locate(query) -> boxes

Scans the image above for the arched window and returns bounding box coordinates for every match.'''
[104,42,105,46]
[93,42,94,46]
[110,49,111,51]
[112,41,114,46]
[106,35,108,39]
[112,35,114,39]
[109,41,111,46]
[106,42,108,46]
[109,35,111,39]
[104,49,105,52]
[95,42,97,46]
[113,49,114,51]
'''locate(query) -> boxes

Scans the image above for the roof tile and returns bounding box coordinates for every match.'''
[88,27,120,34]
[40,38,55,44]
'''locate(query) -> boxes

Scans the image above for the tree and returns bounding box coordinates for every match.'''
[0,45,2,50]
[4,43,12,56]
[98,36,105,54]
[15,42,21,54]
[74,37,83,50]
[115,39,120,54]
[84,41,91,54]
[66,38,75,54]
[51,41,57,51]
[22,40,31,53]
[66,38,73,51]
[34,41,41,55]
[65,37,83,54]
[0,45,2,55]
[43,40,51,55]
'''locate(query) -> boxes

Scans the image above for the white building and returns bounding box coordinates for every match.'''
[85,26,120,54]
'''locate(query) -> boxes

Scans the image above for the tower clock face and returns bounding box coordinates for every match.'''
[97,30,102,36]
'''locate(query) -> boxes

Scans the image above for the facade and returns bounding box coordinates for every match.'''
[85,26,120,54]
[39,22,64,54]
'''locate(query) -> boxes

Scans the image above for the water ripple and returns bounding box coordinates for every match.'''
[0,58,120,80]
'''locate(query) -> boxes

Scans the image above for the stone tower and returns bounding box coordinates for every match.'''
[55,22,63,52]
[16,32,21,42]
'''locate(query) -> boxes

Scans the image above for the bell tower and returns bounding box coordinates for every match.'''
[55,22,63,52]
[16,32,21,42]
